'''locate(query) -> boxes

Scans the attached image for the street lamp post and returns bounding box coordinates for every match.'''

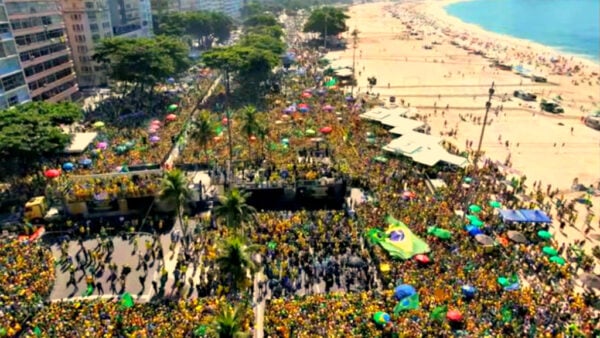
[351,28,359,96]
[473,82,495,171]
[226,109,233,188]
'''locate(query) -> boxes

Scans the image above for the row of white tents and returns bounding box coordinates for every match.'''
[360,107,469,168]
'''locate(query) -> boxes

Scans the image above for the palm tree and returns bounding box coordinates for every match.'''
[239,105,260,160]
[191,111,217,163]
[212,188,256,234]
[216,236,258,296]
[211,302,250,338]
[159,169,192,236]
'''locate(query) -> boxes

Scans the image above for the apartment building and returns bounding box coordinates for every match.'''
[162,0,243,18]
[5,0,78,102]
[0,0,30,109]
[62,0,152,89]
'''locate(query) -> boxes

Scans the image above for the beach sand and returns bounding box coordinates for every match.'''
[326,1,600,257]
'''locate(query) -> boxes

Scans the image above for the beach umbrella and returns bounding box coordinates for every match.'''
[446,310,463,322]
[166,77,175,84]
[537,230,552,240]
[466,214,480,222]
[317,89,326,95]
[167,104,178,112]
[373,312,391,325]
[281,138,289,144]
[470,218,484,227]
[580,273,600,290]
[506,231,527,243]
[166,114,177,121]
[301,91,312,98]
[79,158,92,167]
[151,119,161,125]
[373,156,388,163]
[320,126,333,134]
[475,234,494,246]
[345,96,355,102]
[489,201,502,208]
[542,246,558,256]
[299,106,309,113]
[550,256,566,266]
[468,204,482,213]
[467,227,482,236]
[96,142,108,150]
[463,177,472,183]
[323,104,334,111]
[415,254,430,264]
[461,285,476,298]
[62,162,74,171]
[427,226,452,240]
[150,135,160,143]
[305,129,316,136]
[283,107,294,114]
[44,169,60,178]
[394,284,416,300]
[93,121,105,128]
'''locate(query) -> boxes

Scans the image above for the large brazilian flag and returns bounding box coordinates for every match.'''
[368,215,430,259]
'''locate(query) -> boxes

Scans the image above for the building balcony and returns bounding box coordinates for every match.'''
[46,83,78,102]
[25,60,73,83]
[11,22,64,37]
[9,10,61,20]
[30,72,75,97]
[20,48,69,68]
[17,37,65,53]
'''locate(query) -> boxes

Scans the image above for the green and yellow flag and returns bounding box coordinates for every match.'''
[368,216,430,259]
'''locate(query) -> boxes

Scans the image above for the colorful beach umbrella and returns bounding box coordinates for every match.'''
[44,169,60,178]
[542,246,558,256]
[469,204,482,213]
[93,121,105,128]
[167,104,178,112]
[489,201,502,208]
[446,310,463,322]
[320,126,333,134]
[62,162,74,171]
[550,256,566,265]
[305,129,316,136]
[537,230,552,240]
[166,114,177,121]
[415,254,430,264]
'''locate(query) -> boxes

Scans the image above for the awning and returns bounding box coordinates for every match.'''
[499,209,552,223]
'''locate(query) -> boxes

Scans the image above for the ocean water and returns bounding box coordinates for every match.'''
[445,0,600,62]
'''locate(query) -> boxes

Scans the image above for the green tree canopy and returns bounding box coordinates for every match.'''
[303,7,349,37]
[240,33,285,56]
[243,14,279,28]
[94,36,190,89]
[0,102,82,174]
[156,11,234,49]
[246,24,284,39]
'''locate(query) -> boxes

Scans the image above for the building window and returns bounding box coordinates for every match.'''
[2,72,26,92]
[85,2,94,9]
[90,23,98,32]
[88,12,96,20]
[76,45,88,53]
[102,22,110,29]
[20,42,67,63]
[71,14,82,21]
[0,40,17,58]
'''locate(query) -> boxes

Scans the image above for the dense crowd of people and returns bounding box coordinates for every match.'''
[0,238,55,336]
[1,35,599,338]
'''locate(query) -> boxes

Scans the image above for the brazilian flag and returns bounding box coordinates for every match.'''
[393,294,420,315]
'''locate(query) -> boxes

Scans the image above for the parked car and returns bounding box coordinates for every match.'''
[513,90,537,101]
[540,100,564,114]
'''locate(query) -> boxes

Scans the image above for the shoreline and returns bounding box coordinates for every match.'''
[427,0,600,70]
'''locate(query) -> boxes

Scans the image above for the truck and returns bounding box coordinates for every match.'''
[540,100,564,114]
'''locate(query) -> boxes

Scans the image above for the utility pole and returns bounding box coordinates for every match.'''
[226,109,234,188]
[473,82,495,172]
[350,28,359,97]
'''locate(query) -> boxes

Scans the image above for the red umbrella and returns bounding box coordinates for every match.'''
[323,104,334,111]
[320,126,333,134]
[414,254,430,264]
[44,169,60,178]
[166,114,177,121]
[301,92,312,98]
[446,310,463,322]
[151,119,161,125]
[222,117,229,126]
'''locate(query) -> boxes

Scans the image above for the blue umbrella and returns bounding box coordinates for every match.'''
[79,158,92,166]
[166,77,175,84]
[468,227,483,236]
[394,284,416,300]
[461,285,476,298]
[62,162,74,171]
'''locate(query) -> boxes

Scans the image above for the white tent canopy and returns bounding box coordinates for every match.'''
[382,132,469,168]
[64,132,98,154]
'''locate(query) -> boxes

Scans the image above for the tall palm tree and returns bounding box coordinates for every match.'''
[216,236,258,296]
[211,302,250,338]
[191,111,217,163]
[159,169,192,236]
[239,105,260,160]
[212,188,256,234]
